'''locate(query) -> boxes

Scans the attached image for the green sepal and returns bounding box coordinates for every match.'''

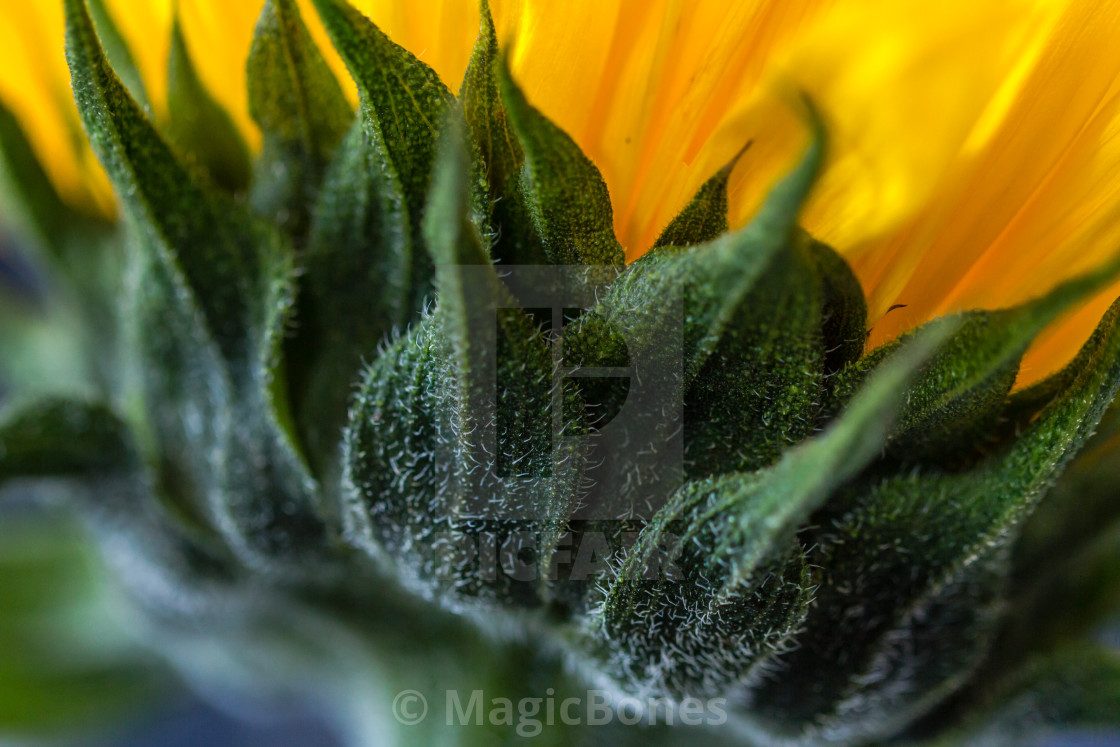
[68,0,290,368]
[563,134,824,394]
[284,116,411,481]
[311,0,456,313]
[808,234,868,374]
[460,0,521,198]
[458,0,544,266]
[247,0,352,237]
[66,0,327,574]
[87,0,148,110]
[564,138,839,478]
[1006,255,1120,424]
[166,17,251,193]
[682,228,828,476]
[592,529,813,701]
[650,133,823,383]
[704,322,949,595]
[498,59,624,266]
[0,399,135,482]
[751,295,1120,743]
[425,112,496,365]
[343,117,588,607]
[828,254,1120,461]
[652,144,747,249]
[582,329,941,700]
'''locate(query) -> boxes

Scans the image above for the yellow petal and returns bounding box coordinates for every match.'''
[0,0,114,214]
[776,0,1120,382]
[491,0,834,257]
[7,0,1120,388]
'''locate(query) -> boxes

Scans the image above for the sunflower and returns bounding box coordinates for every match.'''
[1,0,1119,745]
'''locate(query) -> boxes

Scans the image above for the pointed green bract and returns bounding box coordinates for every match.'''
[589,327,941,701]
[460,0,521,198]
[653,146,746,249]
[425,112,496,373]
[68,0,276,364]
[312,0,455,313]
[247,0,352,237]
[284,118,410,480]
[343,114,588,607]
[683,230,827,476]
[167,18,251,193]
[830,250,1120,461]
[752,296,1120,743]
[312,0,451,217]
[458,0,544,265]
[65,0,327,574]
[498,60,624,266]
[87,0,148,110]
[808,233,868,374]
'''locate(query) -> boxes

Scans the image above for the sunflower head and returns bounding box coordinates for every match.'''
[1,0,1120,745]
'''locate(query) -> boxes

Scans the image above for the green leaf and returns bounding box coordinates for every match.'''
[565,134,824,394]
[425,111,495,360]
[709,321,951,594]
[344,117,589,607]
[591,529,813,702]
[564,138,839,478]
[66,0,327,574]
[166,17,251,193]
[580,328,942,701]
[458,0,544,266]
[808,233,868,375]
[652,144,748,249]
[682,228,828,476]
[311,0,455,311]
[247,0,352,237]
[498,59,624,266]
[285,118,410,480]
[460,0,521,199]
[829,252,1120,461]
[87,0,148,110]
[68,0,280,366]
[750,295,1120,744]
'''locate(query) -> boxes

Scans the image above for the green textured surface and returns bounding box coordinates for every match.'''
[1,2,1118,744]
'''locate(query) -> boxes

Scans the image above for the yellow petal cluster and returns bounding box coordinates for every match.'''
[3,0,1120,382]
